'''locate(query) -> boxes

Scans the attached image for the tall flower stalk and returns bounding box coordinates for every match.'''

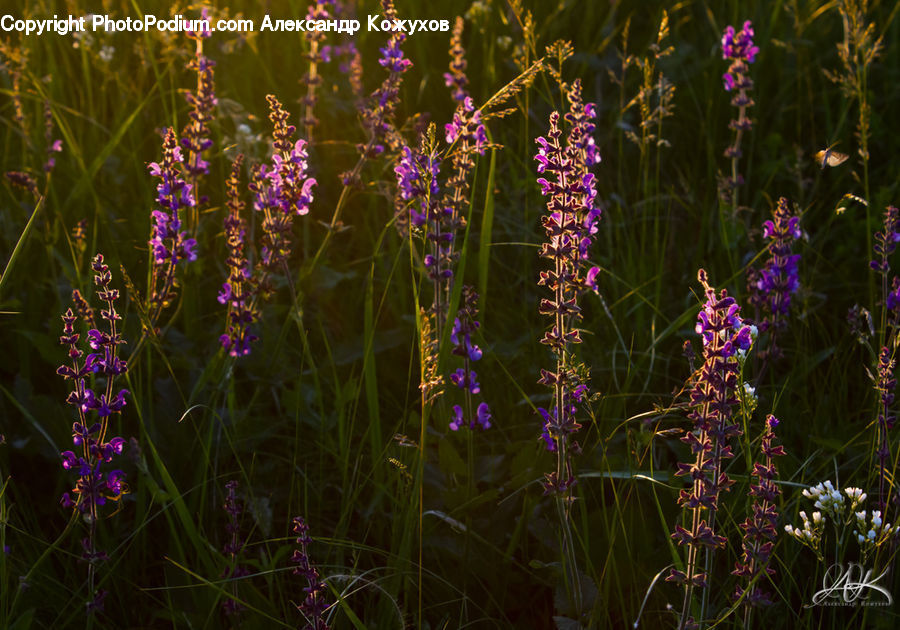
[147,128,198,327]
[868,206,900,512]
[181,8,216,233]
[720,21,758,211]
[748,197,801,362]
[732,414,785,626]
[57,254,130,615]
[533,81,601,620]
[218,155,259,357]
[667,269,752,630]
[291,516,330,630]
[302,1,331,141]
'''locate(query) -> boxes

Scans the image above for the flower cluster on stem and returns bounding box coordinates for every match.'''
[181,7,216,219]
[667,269,753,629]
[148,128,198,322]
[56,254,130,614]
[291,516,330,630]
[868,206,900,511]
[301,1,331,138]
[720,21,758,203]
[533,81,601,496]
[732,415,786,616]
[355,0,412,164]
[449,286,491,431]
[748,197,801,360]
[251,95,316,272]
[785,482,899,563]
[218,155,259,356]
[443,16,469,103]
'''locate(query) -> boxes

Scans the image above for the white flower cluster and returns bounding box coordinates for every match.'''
[786,481,900,561]
[853,509,900,553]
[740,381,758,413]
[801,481,866,520]
[785,509,824,551]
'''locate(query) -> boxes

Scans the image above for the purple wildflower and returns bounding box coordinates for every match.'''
[358,0,412,159]
[252,96,317,271]
[534,81,602,496]
[748,197,801,359]
[447,287,491,431]
[148,129,197,322]
[870,205,900,275]
[291,516,330,630]
[667,269,753,627]
[57,254,131,613]
[732,415,786,614]
[219,155,259,356]
[181,7,216,188]
[720,21,757,202]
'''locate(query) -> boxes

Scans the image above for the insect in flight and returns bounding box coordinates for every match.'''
[815,146,849,169]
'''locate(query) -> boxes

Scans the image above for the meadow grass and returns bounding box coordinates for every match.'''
[1,0,900,628]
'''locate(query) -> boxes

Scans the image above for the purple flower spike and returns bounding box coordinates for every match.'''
[667,269,753,621]
[748,198,801,360]
[291,516,330,629]
[56,255,133,613]
[445,287,491,432]
[720,20,757,202]
[534,79,601,497]
[732,414,785,610]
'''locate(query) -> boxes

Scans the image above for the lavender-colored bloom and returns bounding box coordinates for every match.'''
[148,129,198,268]
[444,97,487,154]
[219,155,259,356]
[58,255,130,519]
[722,21,759,61]
[394,144,441,228]
[56,256,132,616]
[253,96,317,271]
[748,197,801,359]
[358,0,412,157]
[667,270,753,624]
[446,287,491,431]
[534,81,601,495]
[291,516,330,630]
[732,414,786,611]
[870,205,900,274]
[378,32,413,73]
[720,21,757,202]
